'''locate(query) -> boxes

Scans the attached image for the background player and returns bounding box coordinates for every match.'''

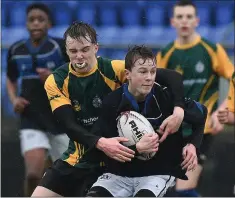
[157,0,234,196]
[6,3,69,196]
[32,22,188,197]
[217,71,235,124]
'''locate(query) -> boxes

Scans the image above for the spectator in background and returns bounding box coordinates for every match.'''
[157,0,234,196]
[6,3,69,196]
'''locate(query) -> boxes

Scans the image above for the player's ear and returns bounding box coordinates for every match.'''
[94,43,99,54]
[125,69,131,80]
[195,17,199,27]
[170,17,175,27]
[47,20,52,29]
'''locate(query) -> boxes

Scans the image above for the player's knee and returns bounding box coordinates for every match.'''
[134,189,156,197]
[86,186,113,197]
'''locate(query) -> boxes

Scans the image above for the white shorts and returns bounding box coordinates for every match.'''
[91,173,175,197]
[19,129,69,161]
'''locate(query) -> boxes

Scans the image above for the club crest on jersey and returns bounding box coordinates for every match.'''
[47,61,56,69]
[195,61,205,73]
[92,95,102,108]
[73,100,81,111]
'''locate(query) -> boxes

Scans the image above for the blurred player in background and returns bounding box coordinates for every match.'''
[32,22,187,197]
[6,3,69,196]
[157,0,234,196]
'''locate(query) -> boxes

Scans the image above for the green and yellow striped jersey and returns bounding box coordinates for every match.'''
[157,35,234,133]
[45,57,125,167]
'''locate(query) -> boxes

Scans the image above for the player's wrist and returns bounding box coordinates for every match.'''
[135,143,144,154]
[95,137,106,151]
[173,106,184,119]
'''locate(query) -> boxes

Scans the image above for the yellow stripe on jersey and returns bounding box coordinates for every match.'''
[65,141,80,166]
[97,69,121,91]
[111,60,126,83]
[227,78,235,113]
[44,74,71,112]
[156,46,175,69]
[200,40,219,71]
[203,91,219,133]
[199,74,215,103]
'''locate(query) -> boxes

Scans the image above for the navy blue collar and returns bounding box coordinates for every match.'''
[26,36,48,54]
[123,83,154,115]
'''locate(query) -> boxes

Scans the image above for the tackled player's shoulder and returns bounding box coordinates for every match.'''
[102,86,123,106]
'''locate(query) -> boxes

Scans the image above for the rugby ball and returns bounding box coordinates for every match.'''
[117,111,156,160]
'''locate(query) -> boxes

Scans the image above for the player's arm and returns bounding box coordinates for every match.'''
[213,44,234,80]
[45,74,102,148]
[180,100,207,171]
[156,68,185,109]
[183,99,208,149]
[6,46,29,113]
[156,69,185,141]
[90,94,135,162]
[6,46,19,104]
[226,79,235,124]
[209,44,234,130]
[217,75,235,124]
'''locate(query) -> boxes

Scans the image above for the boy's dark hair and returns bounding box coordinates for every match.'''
[64,21,97,44]
[125,45,156,71]
[173,0,197,15]
[26,3,51,21]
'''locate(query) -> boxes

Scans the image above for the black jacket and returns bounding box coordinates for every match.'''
[90,83,207,179]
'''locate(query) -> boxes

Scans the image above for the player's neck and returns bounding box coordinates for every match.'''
[128,86,146,102]
[30,35,47,47]
[177,32,199,45]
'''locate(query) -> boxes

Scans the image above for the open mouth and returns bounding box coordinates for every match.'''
[181,27,189,31]
[31,29,42,34]
[74,62,86,69]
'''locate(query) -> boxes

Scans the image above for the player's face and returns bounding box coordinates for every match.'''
[66,35,98,73]
[27,9,51,41]
[126,58,156,99]
[171,5,199,37]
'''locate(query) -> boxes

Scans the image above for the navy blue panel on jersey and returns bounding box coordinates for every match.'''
[7,36,67,134]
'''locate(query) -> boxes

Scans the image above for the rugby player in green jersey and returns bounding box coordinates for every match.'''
[157,0,234,196]
[32,22,188,197]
